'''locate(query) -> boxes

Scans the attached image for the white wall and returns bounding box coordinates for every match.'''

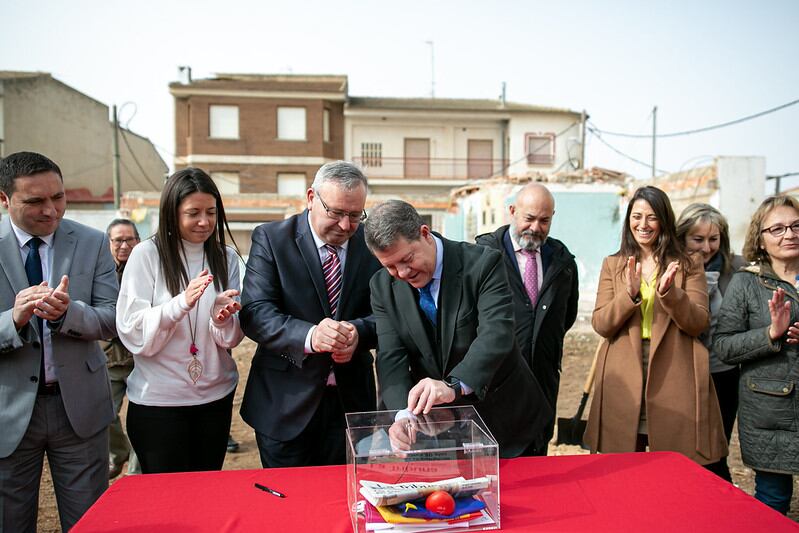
[346,112,505,179]
[716,156,766,255]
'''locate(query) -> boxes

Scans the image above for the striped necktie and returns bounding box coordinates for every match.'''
[322,244,342,317]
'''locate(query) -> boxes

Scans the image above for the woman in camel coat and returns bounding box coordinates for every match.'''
[584,186,727,465]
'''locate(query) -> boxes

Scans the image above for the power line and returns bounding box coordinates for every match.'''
[766,172,799,180]
[587,125,670,174]
[119,128,162,190]
[592,97,799,139]
[151,141,175,158]
[479,120,582,181]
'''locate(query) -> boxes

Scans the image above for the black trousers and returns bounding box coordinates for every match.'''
[703,367,740,482]
[256,385,346,468]
[126,389,234,474]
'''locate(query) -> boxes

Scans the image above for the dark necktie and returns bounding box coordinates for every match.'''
[322,244,342,317]
[25,237,44,331]
[25,237,47,384]
[419,281,437,327]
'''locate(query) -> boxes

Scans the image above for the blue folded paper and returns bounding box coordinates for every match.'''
[397,496,486,519]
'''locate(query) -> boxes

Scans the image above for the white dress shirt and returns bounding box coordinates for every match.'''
[10,220,57,383]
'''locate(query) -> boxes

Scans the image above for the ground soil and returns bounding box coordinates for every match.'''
[37,329,798,531]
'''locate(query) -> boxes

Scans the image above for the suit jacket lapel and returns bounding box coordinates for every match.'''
[0,219,40,340]
[439,238,463,373]
[0,218,29,296]
[51,222,77,286]
[295,211,331,316]
[337,226,366,319]
[394,279,437,372]
[501,229,528,295]
[502,229,522,277]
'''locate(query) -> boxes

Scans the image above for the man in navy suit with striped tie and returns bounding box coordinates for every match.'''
[240,161,381,467]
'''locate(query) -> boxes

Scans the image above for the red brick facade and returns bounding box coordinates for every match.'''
[171,75,346,194]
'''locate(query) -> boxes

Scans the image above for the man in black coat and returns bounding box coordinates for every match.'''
[476,183,578,454]
[240,161,381,467]
[366,200,552,458]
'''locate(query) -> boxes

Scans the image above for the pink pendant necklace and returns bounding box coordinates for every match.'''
[186,254,205,384]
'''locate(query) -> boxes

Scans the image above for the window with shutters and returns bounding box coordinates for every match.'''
[525,133,555,165]
[360,143,383,167]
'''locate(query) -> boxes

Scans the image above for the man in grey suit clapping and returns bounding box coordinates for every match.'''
[0,152,117,531]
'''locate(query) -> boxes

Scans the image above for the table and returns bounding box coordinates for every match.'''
[73,451,798,532]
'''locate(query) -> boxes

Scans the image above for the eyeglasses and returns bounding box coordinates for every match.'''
[760,221,799,237]
[110,237,138,247]
[316,191,367,223]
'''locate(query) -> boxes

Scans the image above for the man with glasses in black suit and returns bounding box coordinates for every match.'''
[240,161,381,467]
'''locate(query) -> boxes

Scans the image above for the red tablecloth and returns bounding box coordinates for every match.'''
[73,451,797,532]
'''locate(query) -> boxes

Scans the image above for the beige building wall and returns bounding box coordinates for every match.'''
[506,113,583,176]
[0,73,166,201]
[346,110,505,181]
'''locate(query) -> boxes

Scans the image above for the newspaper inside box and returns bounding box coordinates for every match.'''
[346,406,500,532]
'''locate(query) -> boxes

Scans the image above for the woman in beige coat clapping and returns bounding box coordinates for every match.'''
[584,186,727,465]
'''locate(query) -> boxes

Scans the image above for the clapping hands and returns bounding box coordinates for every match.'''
[312,319,359,362]
[624,256,642,300]
[184,269,213,308]
[768,288,793,342]
[212,289,241,323]
[657,261,679,295]
[624,257,680,299]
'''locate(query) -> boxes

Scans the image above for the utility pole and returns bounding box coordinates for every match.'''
[651,105,657,178]
[112,104,121,210]
[425,40,435,98]
[580,109,587,170]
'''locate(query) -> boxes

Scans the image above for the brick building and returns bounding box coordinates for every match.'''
[169,72,585,248]
[171,74,346,196]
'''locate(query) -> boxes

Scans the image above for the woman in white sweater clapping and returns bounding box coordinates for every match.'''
[117,168,244,473]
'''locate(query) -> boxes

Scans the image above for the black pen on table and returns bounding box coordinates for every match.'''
[254,482,286,498]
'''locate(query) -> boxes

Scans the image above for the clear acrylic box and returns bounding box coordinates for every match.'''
[346,406,500,532]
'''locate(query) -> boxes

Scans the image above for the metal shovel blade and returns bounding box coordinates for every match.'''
[555,342,600,448]
[556,414,588,446]
[556,391,589,446]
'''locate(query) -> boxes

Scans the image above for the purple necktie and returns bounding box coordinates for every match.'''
[522,249,539,306]
[322,244,342,317]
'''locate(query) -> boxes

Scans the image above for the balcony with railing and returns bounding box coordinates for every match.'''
[352,156,507,181]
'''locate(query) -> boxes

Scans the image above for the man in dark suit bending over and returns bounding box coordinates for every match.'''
[364,200,552,458]
[240,161,381,467]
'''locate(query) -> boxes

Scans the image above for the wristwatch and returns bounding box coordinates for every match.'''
[444,376,462,402]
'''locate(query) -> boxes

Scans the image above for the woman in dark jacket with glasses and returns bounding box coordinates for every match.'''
[714,195,799,515]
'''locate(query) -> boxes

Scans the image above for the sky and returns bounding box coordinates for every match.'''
[3,0,798,189]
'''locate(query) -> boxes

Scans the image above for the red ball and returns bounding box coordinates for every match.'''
[425,490,455,516]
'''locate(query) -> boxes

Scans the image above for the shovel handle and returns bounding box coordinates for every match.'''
[582,341,602,394]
